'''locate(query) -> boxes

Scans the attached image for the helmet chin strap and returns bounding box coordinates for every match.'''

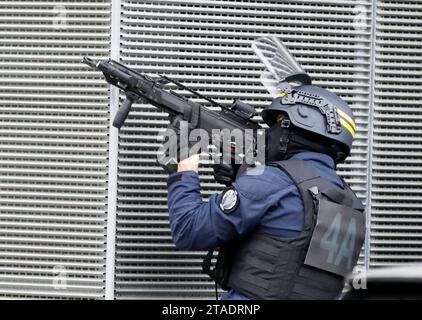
[265,119,291,162]
[278,120,291,156]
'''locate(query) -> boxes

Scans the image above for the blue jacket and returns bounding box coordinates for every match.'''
[167,151,344,300]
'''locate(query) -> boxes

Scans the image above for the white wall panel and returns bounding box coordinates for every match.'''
[369,0,422,267]
[0,0,111,299]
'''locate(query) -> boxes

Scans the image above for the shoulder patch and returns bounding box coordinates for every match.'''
[219,187,240,214]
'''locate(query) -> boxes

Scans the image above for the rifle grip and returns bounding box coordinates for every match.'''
[113,93,138,129]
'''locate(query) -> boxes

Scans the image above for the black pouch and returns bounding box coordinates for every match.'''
[202,244,236,291]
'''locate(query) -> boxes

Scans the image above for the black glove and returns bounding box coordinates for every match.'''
[157,115,196,174]
[212,163,238,186]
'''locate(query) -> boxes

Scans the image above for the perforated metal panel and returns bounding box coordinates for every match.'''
[0,1,111,298]
[114,0,372,299]
[1,0,420,301]
[369,0,422,267]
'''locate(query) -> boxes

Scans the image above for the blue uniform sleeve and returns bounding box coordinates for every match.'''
[167,168,281,251]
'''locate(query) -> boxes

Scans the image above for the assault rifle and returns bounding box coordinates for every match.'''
[83,57,263,163]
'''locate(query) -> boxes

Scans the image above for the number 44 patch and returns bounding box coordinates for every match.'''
[304,199,365,277]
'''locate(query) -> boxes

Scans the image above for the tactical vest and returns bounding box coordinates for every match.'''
[203,159,365,300]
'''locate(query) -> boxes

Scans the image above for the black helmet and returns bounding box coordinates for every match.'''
[262,84,356,163]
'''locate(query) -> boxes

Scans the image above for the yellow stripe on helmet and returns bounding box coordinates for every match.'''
[336,108,356,130]
[339,119,356,137]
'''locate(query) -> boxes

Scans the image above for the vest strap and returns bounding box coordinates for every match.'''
[269,159,321,232]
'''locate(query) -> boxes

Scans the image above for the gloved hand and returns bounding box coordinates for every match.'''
[213,163,240,186]
[157,115,197,174]
[212,146,244,186]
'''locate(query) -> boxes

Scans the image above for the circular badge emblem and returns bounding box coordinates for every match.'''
[219,187,239,214]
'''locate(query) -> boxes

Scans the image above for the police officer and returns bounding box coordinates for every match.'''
[164,83,365,300]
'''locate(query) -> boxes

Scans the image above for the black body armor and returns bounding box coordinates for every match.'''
[203,159,365,300]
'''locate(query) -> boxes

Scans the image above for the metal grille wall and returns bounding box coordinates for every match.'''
[1,0,420,301]
[114,0,372,299]
[369,0,422,266]
[0,1,111,298]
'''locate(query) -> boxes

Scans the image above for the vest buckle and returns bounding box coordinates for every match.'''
[308,186,320,199]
